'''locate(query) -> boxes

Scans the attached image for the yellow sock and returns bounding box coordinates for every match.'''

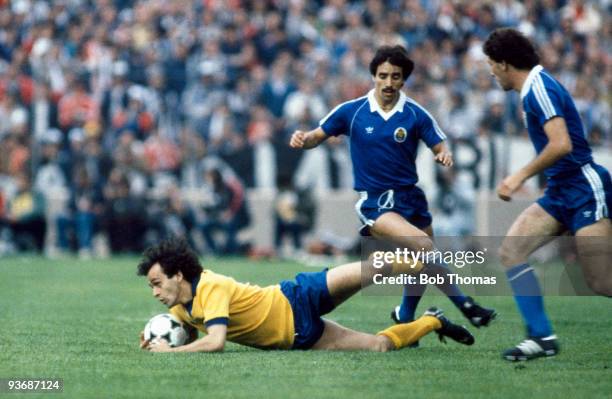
[377,316,441,350]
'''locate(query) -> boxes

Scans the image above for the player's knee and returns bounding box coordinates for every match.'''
[415,236,434,252]
[498,243,524,268]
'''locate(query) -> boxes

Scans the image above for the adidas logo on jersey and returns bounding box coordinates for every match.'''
[365,126,374,134]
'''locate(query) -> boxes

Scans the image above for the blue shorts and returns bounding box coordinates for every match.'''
[280,269,335,350]
[355,186,432,236]
[537,162,611,234]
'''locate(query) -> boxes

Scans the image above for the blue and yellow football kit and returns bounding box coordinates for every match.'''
[170,269,335,350]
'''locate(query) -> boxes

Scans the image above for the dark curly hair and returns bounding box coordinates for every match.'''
[483,28,540,70]
[369,45,414,80]
[137,237,203,282]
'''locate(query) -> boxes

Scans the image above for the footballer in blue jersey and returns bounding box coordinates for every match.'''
[484,28,612,361]
[290,45,496,333]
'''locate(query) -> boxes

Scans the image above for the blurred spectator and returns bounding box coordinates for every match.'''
[179,128,207,189]
[254,10,289,66]
[58,74,99,132]
[32,82,60,141]
[439,91,480,140]
[142,128,182,182]
[102,168,146,253]
[283,78,327,126]
[33,129,68,198]
[0,173,46,252]
[260,55,295,120]
[146,183,197,247]
[198,167,250,255]
[0,61,34,107]
[274,179,316,257]
[479,92,511,190]
[434,168,476,237]
[55,167,104,259]
[182,60,225,139]
[111,130,148,196]
[100,61,130,136]
[1,133,30,177]
[1,90,30,142]
[561,0,602,35]
[81,136,113,189]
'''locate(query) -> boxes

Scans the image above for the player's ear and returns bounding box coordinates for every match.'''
[175,271,184,282]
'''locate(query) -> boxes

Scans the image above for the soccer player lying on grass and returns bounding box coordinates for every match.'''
[138,238,474,353]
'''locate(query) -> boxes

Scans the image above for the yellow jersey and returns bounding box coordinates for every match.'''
[170,270,295,350]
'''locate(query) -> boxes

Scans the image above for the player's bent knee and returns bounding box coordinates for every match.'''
[412,236,434,252]
[498,243,524,268]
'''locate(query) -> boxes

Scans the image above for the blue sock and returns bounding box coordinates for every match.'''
[398,282,427,321]
[506,263,553,338]
[423,262,468,309]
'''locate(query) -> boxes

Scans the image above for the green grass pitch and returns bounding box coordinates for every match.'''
[1,256,610,399]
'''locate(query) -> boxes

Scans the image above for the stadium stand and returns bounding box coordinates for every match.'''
[0,0,609,257]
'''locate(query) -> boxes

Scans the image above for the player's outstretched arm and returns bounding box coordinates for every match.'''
[145,324,227,353]
[497,117,572,201]
[431,142,453,167]
[289,127,329,149]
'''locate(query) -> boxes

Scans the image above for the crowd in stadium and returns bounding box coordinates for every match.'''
[0,0,609,256]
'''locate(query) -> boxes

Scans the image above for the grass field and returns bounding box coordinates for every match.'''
[1,256,611,399]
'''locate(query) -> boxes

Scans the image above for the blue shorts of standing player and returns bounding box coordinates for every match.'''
[355,186,432,236]
[537,162,611,234]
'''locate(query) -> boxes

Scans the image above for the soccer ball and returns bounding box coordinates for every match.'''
[143,314,188,347]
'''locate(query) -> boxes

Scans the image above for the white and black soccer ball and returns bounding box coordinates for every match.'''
[143,314,188,347]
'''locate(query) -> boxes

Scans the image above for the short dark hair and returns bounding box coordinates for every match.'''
[137,237,203,282]
[483,28,540,70]
[369,45,414,80]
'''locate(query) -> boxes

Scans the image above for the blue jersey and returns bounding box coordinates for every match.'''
[521,65,592,178]
[320,90,446,191]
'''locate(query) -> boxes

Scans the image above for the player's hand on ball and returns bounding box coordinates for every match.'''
[434,151,453,167]
[289,130,306,148]
[139,331,150,350]
[148,338,172,353]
